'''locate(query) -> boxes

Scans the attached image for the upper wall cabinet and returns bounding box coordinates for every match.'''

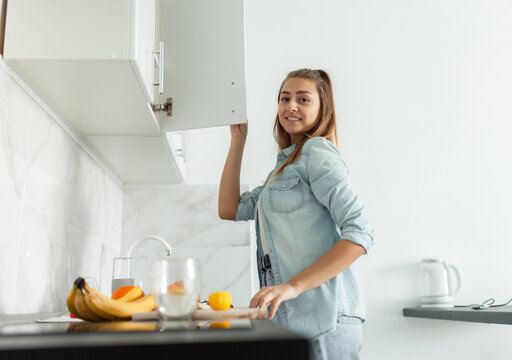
[2,0,246,184]
[158,0,247,132]
[4,0,162,135]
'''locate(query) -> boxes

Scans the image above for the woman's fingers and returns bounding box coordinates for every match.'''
[259,294,273,310]
[250,287,281,319]
[249,288,264,308]
[230,123,248,139]
[269,297,282,319]
[250,287,272,309]
[249,284,299,319]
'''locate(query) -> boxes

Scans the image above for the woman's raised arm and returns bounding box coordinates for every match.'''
[218,123,248,220]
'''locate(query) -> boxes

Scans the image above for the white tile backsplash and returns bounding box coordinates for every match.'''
[66,224,103,286]
[0,61,122,314]
[16,206,69,313]
[122,185,250,251]
[0,195,23,313]
[1,58,253,314]
[0,67,31,201]
[123,185,256,305]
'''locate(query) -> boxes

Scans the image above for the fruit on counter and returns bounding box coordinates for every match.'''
[66,277,156,322]
[210,321,231,329]
[167,281,185,295]
[66,284,81,319]
[81,279,157,320]
[74,284,106,321]
[111,285,145,302]
[208,291,232,311]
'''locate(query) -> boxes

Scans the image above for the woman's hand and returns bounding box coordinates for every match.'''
[249,283,301,320]
[230,123,248,143]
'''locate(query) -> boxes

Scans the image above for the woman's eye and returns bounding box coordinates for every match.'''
[299,98,309,103]
[280,97,289,102]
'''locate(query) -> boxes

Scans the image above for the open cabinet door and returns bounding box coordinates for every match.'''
[159,0,247,131]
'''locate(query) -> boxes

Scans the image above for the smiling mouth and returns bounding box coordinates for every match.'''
[286,117,302,121]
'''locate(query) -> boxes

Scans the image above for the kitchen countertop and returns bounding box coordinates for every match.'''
[0,313,310,360]
[403,306,512,325]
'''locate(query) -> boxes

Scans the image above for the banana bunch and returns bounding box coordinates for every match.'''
[66,277,156,322]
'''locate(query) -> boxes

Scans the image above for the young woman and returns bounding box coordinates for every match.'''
[218,69,374,360]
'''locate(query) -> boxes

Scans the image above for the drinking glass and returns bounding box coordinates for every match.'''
[112,257,134,294]
[152,258,200,319]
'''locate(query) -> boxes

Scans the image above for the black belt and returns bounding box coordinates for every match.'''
[258,254,271,272]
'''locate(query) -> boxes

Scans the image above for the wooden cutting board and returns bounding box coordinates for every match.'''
[194,308,267,320]
[132,308,267,321]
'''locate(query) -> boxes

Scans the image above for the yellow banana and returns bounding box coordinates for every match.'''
[66,284,81,318]
[83,284,117,321]
[117,286,143,303]
[74,286,106,322]
[79,280,156,320]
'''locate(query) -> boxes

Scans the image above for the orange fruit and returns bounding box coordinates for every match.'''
[167,281,185,295]
[111,285,145,300]
[210,321,231,329]
[208,291,232,311]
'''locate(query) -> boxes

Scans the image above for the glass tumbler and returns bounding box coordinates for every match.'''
[152,258,200,319]
[111,257,134,294]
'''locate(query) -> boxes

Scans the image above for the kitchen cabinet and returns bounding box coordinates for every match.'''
[157,0,247,132]
[2,0,246,184]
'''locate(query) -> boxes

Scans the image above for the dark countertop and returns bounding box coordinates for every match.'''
[403,306,512,325]
[0,313,310,360]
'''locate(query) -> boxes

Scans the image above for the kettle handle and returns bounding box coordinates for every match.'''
[444,262,461,295]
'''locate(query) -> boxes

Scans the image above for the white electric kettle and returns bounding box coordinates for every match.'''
[420,258,461,308]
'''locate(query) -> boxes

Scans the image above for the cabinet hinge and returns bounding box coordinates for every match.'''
[152,97,173,117]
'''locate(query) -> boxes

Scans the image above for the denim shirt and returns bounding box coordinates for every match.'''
[236,137,374,340]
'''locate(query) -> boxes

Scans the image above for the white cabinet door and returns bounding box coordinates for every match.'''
[159,0,247,132]
[130,0,158,104]
[4,0,129,59]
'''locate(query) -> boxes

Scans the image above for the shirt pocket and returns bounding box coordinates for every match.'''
[268,176,305,214]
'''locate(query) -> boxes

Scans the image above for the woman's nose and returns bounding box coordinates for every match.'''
[287,100,298,111]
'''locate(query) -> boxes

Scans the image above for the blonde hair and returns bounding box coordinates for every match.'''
[270,68,338,181]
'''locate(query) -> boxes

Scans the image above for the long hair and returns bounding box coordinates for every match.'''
[269,68,338,181]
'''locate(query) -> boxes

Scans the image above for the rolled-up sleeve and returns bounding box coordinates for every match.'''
[235,185,264,221]
[306,138,374,252]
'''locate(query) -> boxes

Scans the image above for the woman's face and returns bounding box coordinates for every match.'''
[278,77,321,144]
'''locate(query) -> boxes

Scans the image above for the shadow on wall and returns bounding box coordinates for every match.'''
[367,262,422,317]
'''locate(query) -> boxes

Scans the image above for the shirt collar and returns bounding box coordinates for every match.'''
[278,143,297,160]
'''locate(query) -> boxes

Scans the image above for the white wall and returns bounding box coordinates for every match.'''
[0,60,123,313]
[184,1,512,358]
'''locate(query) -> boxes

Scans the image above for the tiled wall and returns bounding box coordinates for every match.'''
[0,61,123,314]
[122,185,256,307]
[0,58,255,314]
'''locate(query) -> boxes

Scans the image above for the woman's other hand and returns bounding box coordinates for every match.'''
[230,122,248,142]
[249,283,301,320]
